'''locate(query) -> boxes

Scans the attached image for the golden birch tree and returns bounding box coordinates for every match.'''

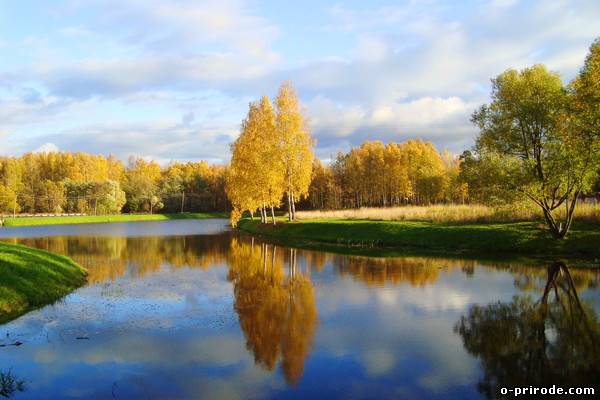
[275,81,314,221]
[227,96,284,226]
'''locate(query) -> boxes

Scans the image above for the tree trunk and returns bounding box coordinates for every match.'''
[287,191,292,221]
[540,190,580,239]
[291,192,296,220]
[541,206,560,238]
[557,191,580,239]
[180,191,185,213]
[270,204,276,225]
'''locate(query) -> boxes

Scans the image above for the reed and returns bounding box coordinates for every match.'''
[295,203,600,224]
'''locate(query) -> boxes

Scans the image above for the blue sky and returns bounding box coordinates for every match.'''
[1,0,599,164]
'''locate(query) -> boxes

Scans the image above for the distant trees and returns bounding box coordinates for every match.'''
[159,161,228,213]
[470,40,600,239]
[122,157,162,213]
[306,139,460,209]
[227,82,314,226]
[0,152,228,215]
[3,152,127,214]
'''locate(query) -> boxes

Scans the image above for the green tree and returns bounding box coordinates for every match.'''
[472,63,600,238]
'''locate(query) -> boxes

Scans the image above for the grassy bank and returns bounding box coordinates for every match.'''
[0,212,228,228]
[238,219,600,260]
[0,242,87,323]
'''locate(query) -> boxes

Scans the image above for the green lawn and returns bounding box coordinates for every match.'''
[0,212,228,228]
[238,218,600,260]
[0,242,87,323]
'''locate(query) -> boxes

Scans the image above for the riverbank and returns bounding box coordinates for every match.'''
[0,212,228,228]
[238,219,600,261]
[0,242,87,323]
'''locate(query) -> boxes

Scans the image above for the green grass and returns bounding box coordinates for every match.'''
[0,242,87,323]
[0,212,228,228]
[238,218,600,262]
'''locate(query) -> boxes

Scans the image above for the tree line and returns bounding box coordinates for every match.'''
[0,152,227,215]
[307,140,466,210]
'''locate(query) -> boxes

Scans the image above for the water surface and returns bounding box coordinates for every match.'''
[0,220,598,399]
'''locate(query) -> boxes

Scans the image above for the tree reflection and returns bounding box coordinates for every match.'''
[15,234,232,283]
[455,261,600,398]
[0,369,25,398]
[334,256,444,286]
[227,239,318,385]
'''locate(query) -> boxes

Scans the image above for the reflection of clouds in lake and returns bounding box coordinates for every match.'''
[8,330,284,399]
[311,262,521,395]
[362,349,396,376]
[32,333,248,366]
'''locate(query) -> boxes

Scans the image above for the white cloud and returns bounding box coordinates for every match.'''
[34,142,59,153]
[355,35,388,62]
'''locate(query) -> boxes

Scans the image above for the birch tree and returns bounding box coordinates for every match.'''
[275,82,314,221]
[227,96,284,225]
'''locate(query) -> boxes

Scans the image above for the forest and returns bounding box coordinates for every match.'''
[0,153,227,215]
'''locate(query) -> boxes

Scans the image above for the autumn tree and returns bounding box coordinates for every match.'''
[123,157,163,213]
[227,96,285,225]
[441,150,468,203]
[275,82,314,221]
[313,139,447,208]
[308,158,334,209]
[384,142,412,205]
[0,158,22,215]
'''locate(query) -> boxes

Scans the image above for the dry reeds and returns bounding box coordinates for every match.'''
[295,202,600,224]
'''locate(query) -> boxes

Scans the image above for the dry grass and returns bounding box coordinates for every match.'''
[295,203,600,224]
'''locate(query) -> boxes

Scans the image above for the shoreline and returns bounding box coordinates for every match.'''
[0,242,87,324]
[0,212,228,228]
[238,219,600,266]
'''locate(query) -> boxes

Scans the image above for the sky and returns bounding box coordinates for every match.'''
[1,0,599,164]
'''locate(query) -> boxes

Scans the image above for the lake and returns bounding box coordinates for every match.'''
[0,219,599,399]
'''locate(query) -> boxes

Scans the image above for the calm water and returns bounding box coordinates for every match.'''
[0,220,599,399]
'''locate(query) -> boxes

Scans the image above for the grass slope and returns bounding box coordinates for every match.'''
[0,242,87,323]
[238,219,600,260]
[1,212,227,228]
